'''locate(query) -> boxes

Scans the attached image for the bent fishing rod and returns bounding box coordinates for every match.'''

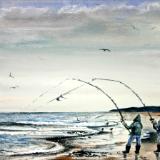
[48,78,121,118]
[47,78,130,132]
[92,78,153,119]
[70,78,130,132]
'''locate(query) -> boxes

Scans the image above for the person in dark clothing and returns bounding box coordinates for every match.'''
[150,118,160,152]
[122,114,143,154]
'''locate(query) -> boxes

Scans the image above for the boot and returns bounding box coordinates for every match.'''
[123,145,131,154]
[155,145,160,152]
[135,145,141,154]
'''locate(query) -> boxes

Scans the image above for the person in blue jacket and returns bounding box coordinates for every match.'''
[122,114,143,154]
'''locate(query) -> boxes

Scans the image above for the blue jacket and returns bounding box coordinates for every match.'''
[123,114,143,135]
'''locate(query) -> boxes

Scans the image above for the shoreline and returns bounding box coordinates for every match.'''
[1,112,160,160]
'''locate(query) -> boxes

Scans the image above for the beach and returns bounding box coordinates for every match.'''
[0,112,159,160]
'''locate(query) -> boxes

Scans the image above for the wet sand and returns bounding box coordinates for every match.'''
[53,143,157,160]
[52,112,160,160]
[7,134,158,160]
[32,143,157,160]
[40,133,157,160]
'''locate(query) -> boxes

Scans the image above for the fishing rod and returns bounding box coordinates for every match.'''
[71,78,130,132]
[47,78,130,132]
[47,78,96,103]
[47,83,85,103]
[92,78,153,119]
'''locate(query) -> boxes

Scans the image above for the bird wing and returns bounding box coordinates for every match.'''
[99,49,111,52]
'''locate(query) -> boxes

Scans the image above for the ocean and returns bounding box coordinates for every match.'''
[0,112,153,160]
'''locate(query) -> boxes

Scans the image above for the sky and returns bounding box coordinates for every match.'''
[0,0,160,112]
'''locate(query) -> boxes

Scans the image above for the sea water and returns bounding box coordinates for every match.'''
[0,112,153,159]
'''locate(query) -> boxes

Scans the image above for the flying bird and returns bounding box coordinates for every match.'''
[48,94,65,103]
[9,72,14,78]
[10,85,19,89]
[48,84,84,104]
[99,48,111,52]
[56,95,65,101]
[56,97,61,101]
[130,25,138,30]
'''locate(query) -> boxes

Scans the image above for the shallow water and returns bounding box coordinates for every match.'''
[0,112,155,159]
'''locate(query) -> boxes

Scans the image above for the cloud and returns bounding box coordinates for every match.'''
[0,2,160,50]
[0,2,160,25]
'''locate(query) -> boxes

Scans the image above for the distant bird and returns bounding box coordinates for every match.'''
[56,95,65,101]
[56,97,61,101]
[48,94,65,103]
[9,72,14,78]
[48,84,84,104]
[130,25,138,30]
[99,48,111,52]
[10,85,19,89]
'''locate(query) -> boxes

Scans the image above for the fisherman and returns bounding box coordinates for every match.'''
[150,118,160,152]
[122,114,143,154]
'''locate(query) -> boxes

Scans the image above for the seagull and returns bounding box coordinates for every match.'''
[9,72,14,78]
[130,25,138,30]
[99,48,111,52]
[56,97,61,101]
[48,94,65,103]
[48,84,84,104]
[56,95,65,101]
[10,85,19,89]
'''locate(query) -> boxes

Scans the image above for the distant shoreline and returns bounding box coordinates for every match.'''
[110,106,160,112]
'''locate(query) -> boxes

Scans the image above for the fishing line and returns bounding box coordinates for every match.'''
[48,78,129,132]
[32,78,69,104]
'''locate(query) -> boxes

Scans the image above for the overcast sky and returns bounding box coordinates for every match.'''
[0,0,160,112]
